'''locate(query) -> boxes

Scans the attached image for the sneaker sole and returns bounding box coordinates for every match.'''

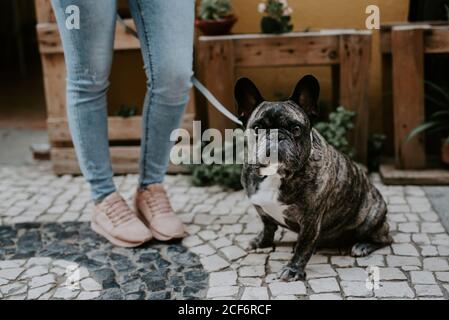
[91,221,149,248]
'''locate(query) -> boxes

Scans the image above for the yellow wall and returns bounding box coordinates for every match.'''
[230,0,410,133]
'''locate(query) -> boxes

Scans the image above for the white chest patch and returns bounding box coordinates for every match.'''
[249,173,289,226]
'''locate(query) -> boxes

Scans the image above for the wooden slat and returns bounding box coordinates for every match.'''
[425,27,449,53]
[339,34,371,164]
[34,0,55,23]
[380,164,449,185]
[198,39,236,132]
[381,25,449,54]
[391,27,426,169]
[51,147,190,175]
[40,54,66,118]
[36,19,140,54]
[234,36,339,67]
[381,54,394,156]
[47,114,195,142]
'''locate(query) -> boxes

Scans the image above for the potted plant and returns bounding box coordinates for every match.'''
[407,82,449,165]
[196,0,237,36]
[258,0,293,34]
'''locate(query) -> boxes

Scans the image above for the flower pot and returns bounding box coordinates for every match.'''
[442,139,449,165]
[195,15,237,36]
[261,15,293,34]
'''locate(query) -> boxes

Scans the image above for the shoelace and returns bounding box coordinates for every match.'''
[143,188,173,216]
[103,197,135,226]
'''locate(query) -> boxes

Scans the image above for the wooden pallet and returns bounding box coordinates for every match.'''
[381,22,449,169]
[379,22,449,185]
[197,30,372,165]
[34,0,194,175]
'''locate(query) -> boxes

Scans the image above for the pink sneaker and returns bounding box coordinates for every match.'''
[91,192,152,247]
[134,184,185,241]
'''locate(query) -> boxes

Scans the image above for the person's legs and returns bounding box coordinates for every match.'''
[129,0,194,240]
[128,0,195,187]
[51,0,117,201]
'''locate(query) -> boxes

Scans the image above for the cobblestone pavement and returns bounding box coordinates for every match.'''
[1,163,449,300]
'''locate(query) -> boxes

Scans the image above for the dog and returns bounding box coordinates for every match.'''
[235,75,392,281]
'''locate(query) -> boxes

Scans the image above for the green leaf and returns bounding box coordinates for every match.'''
[406,121,439,142]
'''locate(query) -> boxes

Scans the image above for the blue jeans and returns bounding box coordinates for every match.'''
[51,0,195,201]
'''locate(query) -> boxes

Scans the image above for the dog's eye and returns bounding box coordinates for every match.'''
[292,126,301,136]
[253,126,260,134]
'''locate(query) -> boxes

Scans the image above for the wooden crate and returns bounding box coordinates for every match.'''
[197,30,372,164]
[380,22,449,184]
[34,0,194,174]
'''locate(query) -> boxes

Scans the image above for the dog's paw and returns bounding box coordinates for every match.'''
[350,242,373,257]
[278,265,306,281]
[247,236,273,251]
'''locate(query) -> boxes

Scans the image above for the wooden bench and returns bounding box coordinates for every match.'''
[34,0,194,174]
[197,30,372,164]
[380,22,449,184]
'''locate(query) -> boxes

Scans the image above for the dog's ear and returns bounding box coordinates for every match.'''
[289,75,320,119]
[234,77,264,126]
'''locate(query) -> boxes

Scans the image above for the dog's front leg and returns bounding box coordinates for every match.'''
[279,221,320,281]
[248,210,278,250]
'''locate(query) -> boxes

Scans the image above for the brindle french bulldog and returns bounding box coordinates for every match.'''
[235,75,392,281]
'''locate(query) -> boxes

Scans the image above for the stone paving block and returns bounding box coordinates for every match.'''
[331,256,355,267]
[238,277,262,287]
[410,271,436,284]
[198,230,218,241]
[336,268,367,281]
[393,233,411,243]
[209,271,237,287]
[374,282,414,298]
[210,237,232,249]
[438,246,449,256]
[182,235,203,248]
[206,286,239,298]
[398,222,419,233]
[435,272,449,282]
[392,244,419,256]
[239,266,265,277]
[269,281,306,296]
[379,268,407,281]
[356,255,385,267]
[309,293,342,300]
[419,212,439,222]
[30,274,56,288]
[190,244,216,257]
[220,246,247,261]
[386,256,421,267]
[0,260,26,269]
[27,284,54,300]
[423,258,449,271]
[306,264,337,279]
[0,282,27,296]
[420,245,438,257]
[309,255,328,264]
[340,281,372,297]
[422,222,445,234]
[200,255,230,272]
[308,277,340,293]
[0,268,25,280]
[272,295,298,300]
[241,254,268,265]
[414,284,443,297]
[241,287,269,300]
